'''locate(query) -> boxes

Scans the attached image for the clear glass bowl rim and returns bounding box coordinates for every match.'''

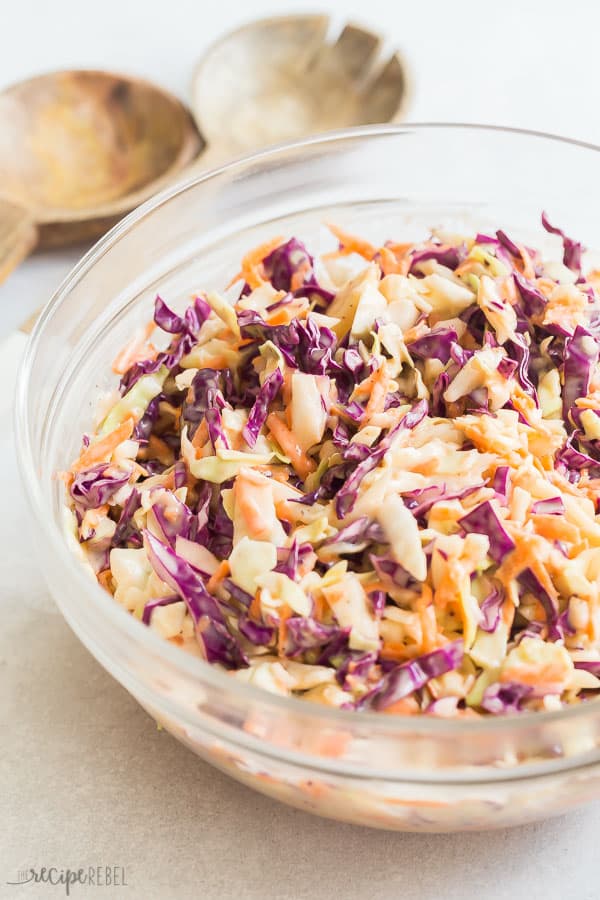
[16,121,600,738]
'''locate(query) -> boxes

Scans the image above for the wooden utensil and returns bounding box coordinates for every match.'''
[2,15,410,416]
[190,15,409,167]
[0,69,202,281]
[3,14,409,302]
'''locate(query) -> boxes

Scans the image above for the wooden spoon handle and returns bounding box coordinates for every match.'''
[0,197,37,284]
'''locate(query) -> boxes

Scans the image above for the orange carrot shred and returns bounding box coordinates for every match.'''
[324,223,377,261]
[248,592,262,622]
[377,246,404,275]
[97,569,113,591]
[364,362,390,419]
[277,604,292,656]
[517,245,535,280]
[207,560,230,594]
[416,584,438,653]
[70,418,135,474]
[266,413,316,479]
[227,236,285,290]
[112,321,157,375]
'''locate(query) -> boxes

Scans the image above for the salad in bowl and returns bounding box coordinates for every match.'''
[21,125,600,830]
[65,214,600,719]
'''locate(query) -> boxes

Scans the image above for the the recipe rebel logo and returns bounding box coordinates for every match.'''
[6,866,128,895]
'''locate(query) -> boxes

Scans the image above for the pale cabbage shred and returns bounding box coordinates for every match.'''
[65,224,600,717]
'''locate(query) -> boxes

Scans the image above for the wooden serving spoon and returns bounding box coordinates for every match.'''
[6,14,409,309]
[191,15,409,166]
[1,15,410,413]
[0,69,202,281]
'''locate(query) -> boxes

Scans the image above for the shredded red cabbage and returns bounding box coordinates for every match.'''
[144,530,247,668]
[459,501,515,564]
[541,211,585,277]
[362,641,464,710]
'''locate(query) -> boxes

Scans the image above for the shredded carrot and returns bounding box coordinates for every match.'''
[277,604,292,656]
[324,223,377,261]
[376,246,405,276]
[495,535,559,615]
[584,269,600,293]
[386,241,414,258]
[97,569,113,591]
[194,354,232,370]
[266,307,295,327]
[266,413,316,479]
[402,322,429,345]
[111,321,157,375]
[82,504,109,530]
[416,585,438,653]
[256,466,290,484]
[234,474,276,539]
[364,581,390,595]
[70,418,135,474]
[248,592,262,622]
[535,277,558,298]
[191,420,209,450]
[312,593,326,621]
[548,467,600,506]
[587,594,600,643]
[170,407,182,431]
[364,361,390,420]
[207,560,230,594]
[434,541,483,612]
[532,514,581,544]
[289,260,312,292]
[265,297,310,326]
[274,499,302,524]
[575,392,600,410]
[226,236,284,290]
[501,598,516,629]
[542,287,587,332]
[501,275,518,305]
[500,659,571,691]
[380,642,420,662]
[516,245,536,280]
[351,364,382,401]
[382,697,420,715]
[454,258,481,277]
[137,434,174,466]
[496,533,547,582]
[156,469,177,490]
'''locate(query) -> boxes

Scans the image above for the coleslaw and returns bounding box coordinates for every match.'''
[64,215,600,716]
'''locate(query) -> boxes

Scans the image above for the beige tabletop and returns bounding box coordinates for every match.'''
[2,413,600,900]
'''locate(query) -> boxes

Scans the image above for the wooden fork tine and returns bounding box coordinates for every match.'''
[331,24,382,81]
[306,22,382,82]
[362,53,409,123]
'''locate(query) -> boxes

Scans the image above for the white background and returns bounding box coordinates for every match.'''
[2,2,600,898]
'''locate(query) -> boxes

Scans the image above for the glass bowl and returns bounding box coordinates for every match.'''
[16,124,600,832]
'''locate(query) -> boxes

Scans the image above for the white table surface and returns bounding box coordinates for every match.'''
[3,1,600,898]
